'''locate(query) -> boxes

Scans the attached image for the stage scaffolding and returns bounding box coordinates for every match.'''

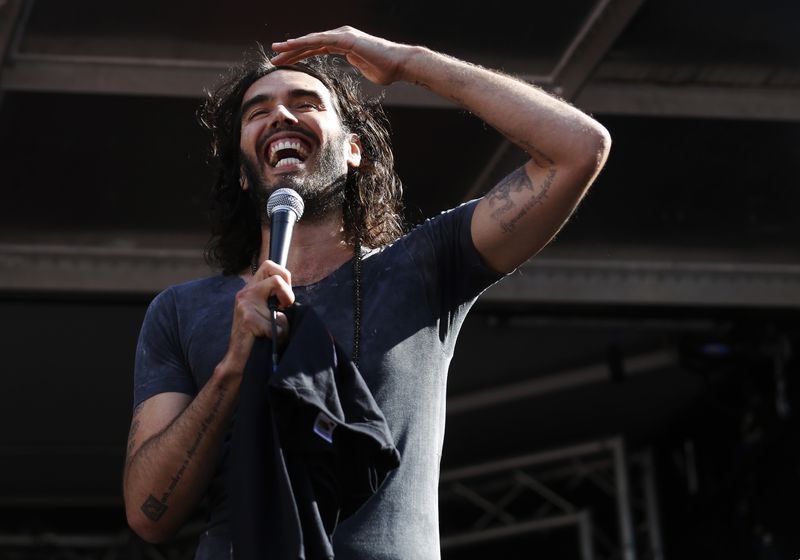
[439,437,664,560]
[0,437,663,560]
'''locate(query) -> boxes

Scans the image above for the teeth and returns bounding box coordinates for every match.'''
[269,139,308,158]
[275,157,302,168]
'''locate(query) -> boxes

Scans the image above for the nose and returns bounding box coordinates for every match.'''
[271,104,298,127]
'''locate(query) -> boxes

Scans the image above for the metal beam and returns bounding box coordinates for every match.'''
[578,81,800,122]
[6,45,800,125]
[550,0,645,99]
[0,51,548,106]
[612,438,636,560]
[441,439,620,483]
[2,52,230,98]
[0,0,24,92]
[441,512,585,549]
[484,256,800,309]
[0,242,209,294]
[4,241,800,309]
[447,349,677,416]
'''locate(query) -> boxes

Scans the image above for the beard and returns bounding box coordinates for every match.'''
[241,131,349,224]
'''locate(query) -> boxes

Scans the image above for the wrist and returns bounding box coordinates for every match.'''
[396,44,430,84]
[213,353,246,385]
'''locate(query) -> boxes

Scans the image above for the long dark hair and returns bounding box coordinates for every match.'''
[198,47,405,275]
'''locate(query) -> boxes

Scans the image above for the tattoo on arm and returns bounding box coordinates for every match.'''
[125,402,145,468]
[141,494,168,521]
[139,385,228,523]
[485,164,557,234]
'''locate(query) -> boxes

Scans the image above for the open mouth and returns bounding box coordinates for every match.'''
[266,137,311,169]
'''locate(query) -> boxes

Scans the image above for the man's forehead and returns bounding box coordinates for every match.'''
[241,69,332,105]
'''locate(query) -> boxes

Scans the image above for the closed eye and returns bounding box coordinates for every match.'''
[246,108,271,121]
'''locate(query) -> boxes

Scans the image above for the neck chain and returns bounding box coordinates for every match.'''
[251,241,363,366]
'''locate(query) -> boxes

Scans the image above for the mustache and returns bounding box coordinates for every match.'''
[257,125,320,155]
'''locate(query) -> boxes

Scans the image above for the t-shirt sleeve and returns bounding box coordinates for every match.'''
[402,199,508,342]
[133,288,197,409]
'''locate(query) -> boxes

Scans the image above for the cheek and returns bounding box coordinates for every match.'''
[240,121,262,151]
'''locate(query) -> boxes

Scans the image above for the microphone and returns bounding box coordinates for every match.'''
[266,188,304,311]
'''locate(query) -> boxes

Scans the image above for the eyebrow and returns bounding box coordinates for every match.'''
[240,89,326,119]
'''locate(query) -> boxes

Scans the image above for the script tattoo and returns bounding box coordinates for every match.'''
[139,385,228,522]
[486,165,557,233]
[125,402,144,468]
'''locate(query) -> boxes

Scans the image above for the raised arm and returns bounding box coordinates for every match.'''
[271,26,610,273]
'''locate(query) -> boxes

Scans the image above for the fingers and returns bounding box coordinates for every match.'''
[270,27,360,65]
[228,305,289,362]
[272,27,358,52]
[233,284,291,339]
[270,47,334,66]
[270,27,403,86]
[234,258,294,338]
[249,259,295,309]
[226,260,294,368]
[244,309,288,342]
[252,258,291,285]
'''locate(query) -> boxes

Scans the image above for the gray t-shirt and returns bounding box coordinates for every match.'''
[134,200,503,559]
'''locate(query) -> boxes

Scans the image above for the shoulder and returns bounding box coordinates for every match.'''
[152,275,238,305]
[143,275,239,326]
[406,199,480,239]
[384,199,480,258]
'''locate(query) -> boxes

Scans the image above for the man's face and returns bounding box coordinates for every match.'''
[238,70,361,220]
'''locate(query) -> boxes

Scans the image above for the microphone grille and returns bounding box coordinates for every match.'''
[267,188,305,221]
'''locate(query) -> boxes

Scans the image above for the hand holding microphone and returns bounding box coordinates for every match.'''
[227,188,303,372]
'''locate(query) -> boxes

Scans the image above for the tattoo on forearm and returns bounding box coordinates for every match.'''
[125,402,145,468]
[126,419,140,467]
[486,165,557,234]
[139,385,228,522]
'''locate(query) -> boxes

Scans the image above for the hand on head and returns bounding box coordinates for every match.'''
[270,26,410,86]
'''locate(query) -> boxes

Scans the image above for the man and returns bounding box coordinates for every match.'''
[123,26,610,559]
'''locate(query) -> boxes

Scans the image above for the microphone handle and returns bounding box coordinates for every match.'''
[269,210,296,268]
[267,210,296,311]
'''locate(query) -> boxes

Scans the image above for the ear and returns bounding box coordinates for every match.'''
[239,167,249,191]
[346,134,362,168]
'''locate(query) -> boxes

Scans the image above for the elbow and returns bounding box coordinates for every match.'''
[126,502,176,544]
[587,122,612,173]
[567,122,611,181]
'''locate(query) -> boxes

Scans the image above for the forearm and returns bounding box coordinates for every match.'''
[123,367,241,542]
[397,46,610,271]
[397,46,609,169]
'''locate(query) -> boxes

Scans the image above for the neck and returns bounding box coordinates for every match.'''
[257,209,352,286]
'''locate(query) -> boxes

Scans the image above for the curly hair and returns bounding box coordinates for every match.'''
[198,47,406,275]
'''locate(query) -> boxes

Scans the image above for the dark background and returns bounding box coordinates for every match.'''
[1,0,799,558]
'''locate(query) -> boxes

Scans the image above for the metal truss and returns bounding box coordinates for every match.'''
[439,437,664,560]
